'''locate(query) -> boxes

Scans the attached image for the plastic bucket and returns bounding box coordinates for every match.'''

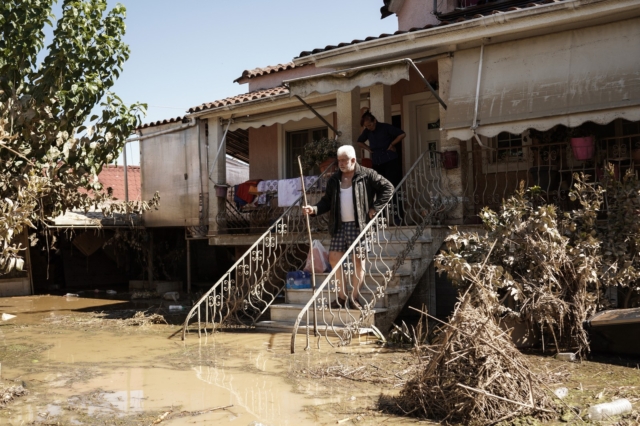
[571,137,595,160]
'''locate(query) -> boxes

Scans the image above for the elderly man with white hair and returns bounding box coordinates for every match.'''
[302,145,394,309]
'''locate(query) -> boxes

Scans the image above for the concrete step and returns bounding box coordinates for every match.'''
[255,320,380,340]
[312,271,406,289]
[371,241,430,258]
[371,228,433,243]
[269,303,386,326]
[286,287,401,308]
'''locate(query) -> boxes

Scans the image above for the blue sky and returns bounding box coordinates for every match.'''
[79,0,398,165]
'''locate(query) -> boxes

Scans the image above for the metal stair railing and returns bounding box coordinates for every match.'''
[291,151,457,353]
[182,163,336,340]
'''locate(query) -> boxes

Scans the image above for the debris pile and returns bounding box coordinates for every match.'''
[395,299,557,425]
[0,384,28,406]
[122,311,167,327]
[45,310,167,329]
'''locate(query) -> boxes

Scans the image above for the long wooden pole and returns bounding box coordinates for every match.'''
[298,156,318,337]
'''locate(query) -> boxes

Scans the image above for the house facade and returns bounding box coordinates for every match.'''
[137,0,640,331]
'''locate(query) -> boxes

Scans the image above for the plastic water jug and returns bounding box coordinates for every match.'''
[588,399,632,420]
[286,271,311,289]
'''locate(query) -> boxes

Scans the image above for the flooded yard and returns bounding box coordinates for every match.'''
[0,295,417,425]
[0,295,638,425]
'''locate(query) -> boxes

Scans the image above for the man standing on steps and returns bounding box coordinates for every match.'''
[302,145,394,310]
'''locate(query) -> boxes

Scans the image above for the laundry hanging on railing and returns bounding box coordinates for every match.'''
[235,179,262,204]
[256,180,278,205]
[277,176,320,207]
[277,178,301,207]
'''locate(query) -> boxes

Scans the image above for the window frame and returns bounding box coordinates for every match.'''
[481,130,533,174]
[285,127,328,178]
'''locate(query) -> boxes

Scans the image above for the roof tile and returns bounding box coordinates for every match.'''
[188,86,290,114]
[233,62,303,83]
[137,116,185,130]
[98,165,141,201]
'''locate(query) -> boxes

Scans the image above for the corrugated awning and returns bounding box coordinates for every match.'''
[444,18,640,140]
[284,60,410,98]
[228,103,336,132]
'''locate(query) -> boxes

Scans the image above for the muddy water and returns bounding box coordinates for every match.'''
[0,296,410,425]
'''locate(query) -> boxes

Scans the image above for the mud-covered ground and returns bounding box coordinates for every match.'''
[0,295,638,425]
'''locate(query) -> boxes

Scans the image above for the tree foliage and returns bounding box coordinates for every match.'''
[0,0,157,274]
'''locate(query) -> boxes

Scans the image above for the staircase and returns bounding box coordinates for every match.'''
[256,227,447,337]
[182,151,457,350]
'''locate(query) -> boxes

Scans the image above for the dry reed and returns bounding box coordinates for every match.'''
[395,295,558,425]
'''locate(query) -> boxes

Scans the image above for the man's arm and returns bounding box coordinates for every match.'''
[369,170,394,212]
[386,124,406,152]
[357,130,371,153]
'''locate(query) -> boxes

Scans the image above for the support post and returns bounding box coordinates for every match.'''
[369,84,392,124]
[147,230,154,286]
[437,56,464,224]
[186,238,191,294]
[336,88,361,147]
[123,142,129,203]
[207,119,227,234]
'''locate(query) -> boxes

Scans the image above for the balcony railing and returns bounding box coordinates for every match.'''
[460,133,640,223]
[182,164,335,338]
[217,174,332,235]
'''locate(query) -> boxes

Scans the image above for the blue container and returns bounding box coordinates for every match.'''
[286,271,311,289]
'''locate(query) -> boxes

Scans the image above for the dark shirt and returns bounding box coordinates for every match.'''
[357,122,405,166]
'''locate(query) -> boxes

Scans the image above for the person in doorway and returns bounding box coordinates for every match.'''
[302,145,394,309]
[357,111,406,223]
[357,111,405,187]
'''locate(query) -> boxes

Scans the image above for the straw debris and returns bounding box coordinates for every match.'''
[44,310,167,329]
[394,299,558,425]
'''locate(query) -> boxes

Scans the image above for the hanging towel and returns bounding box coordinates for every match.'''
[278,178,302,207]
[260,180,278,193]
[304,175,319,189]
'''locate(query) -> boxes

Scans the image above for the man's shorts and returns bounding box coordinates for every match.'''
[329,221,369,254]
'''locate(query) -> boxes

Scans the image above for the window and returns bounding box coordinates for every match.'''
[481,131,532,173]
[494,132,525,162]
[285,127,328,178]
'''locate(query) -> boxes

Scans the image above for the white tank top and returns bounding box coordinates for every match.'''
[340,186,355,222]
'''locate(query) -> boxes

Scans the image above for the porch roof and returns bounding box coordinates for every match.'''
[296,0,570,60]
[284,59,410,98]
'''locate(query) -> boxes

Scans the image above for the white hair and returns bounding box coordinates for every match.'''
[336,145,356,159]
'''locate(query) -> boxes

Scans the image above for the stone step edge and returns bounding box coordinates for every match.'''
[255,320,378,336]
[269,303,388,314]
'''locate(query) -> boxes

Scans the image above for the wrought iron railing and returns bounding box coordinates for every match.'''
[291,151,457,353]
[182,164,335,339]
[460,133,640,222]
